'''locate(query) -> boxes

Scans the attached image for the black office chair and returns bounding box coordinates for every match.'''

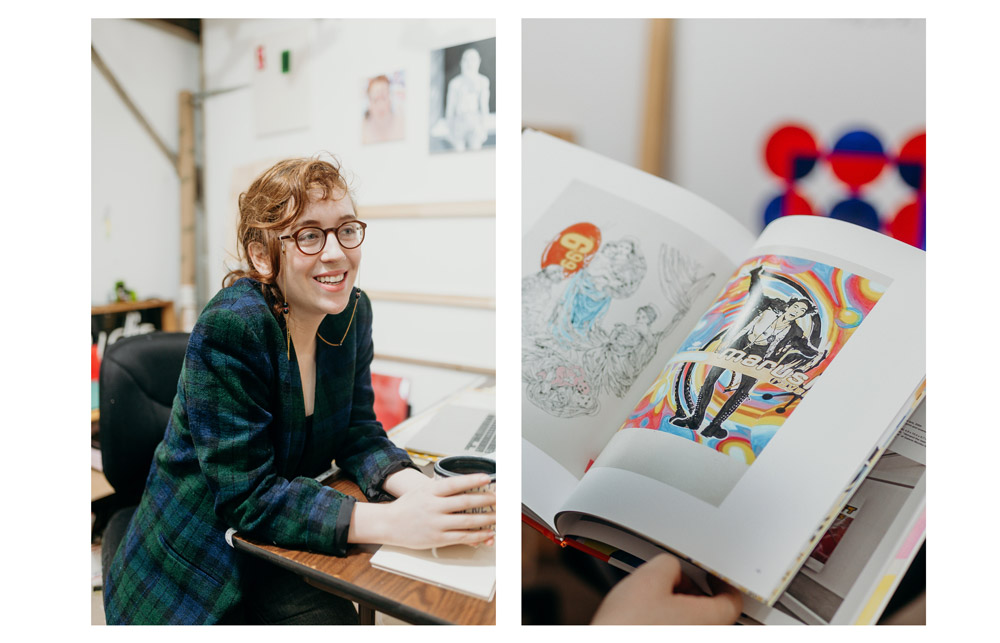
[98,331,189,586]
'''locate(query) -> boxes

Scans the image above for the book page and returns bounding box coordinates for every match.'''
[778,460,925,624]
[605,249,891,506]
[521,131,754,527]
[555,215,925,603]
[745,400,926,624]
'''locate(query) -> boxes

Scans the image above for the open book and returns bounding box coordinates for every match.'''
[521,131,925,611]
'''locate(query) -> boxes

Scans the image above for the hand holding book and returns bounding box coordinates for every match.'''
[591,554,742,625]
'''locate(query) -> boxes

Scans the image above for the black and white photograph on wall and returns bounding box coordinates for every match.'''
[362,70,406,144]
[429,37,496,153]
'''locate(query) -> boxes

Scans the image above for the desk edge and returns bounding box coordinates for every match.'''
[230,537,451,625]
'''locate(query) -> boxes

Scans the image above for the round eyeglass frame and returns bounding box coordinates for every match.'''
[279,220,367,254]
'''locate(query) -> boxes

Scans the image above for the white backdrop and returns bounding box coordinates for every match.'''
[670,19,925,233]
[522,19,925,234]
[91,19,201,305]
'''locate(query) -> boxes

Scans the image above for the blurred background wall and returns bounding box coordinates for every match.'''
[523,19,925,241]
[92,19,200,308]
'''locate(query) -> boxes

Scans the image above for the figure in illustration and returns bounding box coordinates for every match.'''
[522,229,719,416]
[660,245,715,312]
[584,305,670,398]
[548,238,646,346]
[445,48,491,151]
[670,265,822,439]
[577,247,714,400]
[523,339,599,418]
[522,265,565,337]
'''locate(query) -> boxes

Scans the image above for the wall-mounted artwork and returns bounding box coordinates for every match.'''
[362,70,406,144]
[762,123,925,250]
[429,37,496,153]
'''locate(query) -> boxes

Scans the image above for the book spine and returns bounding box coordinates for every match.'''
[521,514,566,547]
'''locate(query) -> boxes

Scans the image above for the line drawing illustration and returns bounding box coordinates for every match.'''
[523,229,714,418]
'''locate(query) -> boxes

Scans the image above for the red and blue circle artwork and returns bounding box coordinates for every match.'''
[761,123,925,250]
[829,130,888,191]
[765,125,820,181]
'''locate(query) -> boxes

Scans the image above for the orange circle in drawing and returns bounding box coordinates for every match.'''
[541,222,602,276]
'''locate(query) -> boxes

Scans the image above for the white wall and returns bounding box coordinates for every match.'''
[201,19,496,412]
[670,19,925,233]
[521,19,650,167]
[91,19,201,305]
[521,19,925,234]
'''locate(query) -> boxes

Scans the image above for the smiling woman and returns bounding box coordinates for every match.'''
[102,157,496,625]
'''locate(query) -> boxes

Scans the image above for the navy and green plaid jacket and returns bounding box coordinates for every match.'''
[103,279,415,624]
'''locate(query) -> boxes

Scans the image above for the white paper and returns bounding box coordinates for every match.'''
[370,543,495,601]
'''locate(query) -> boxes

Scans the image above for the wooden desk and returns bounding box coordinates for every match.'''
[231,471,495,625]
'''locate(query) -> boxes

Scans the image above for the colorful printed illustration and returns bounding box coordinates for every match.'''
[522,222,714,418]
[625,255,886,463]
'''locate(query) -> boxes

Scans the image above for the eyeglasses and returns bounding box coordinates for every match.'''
[280,220,367,254]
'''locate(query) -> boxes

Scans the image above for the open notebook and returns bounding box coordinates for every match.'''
[369,543,495,602]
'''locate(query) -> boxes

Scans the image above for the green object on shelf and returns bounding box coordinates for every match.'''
[114,280,137,302]
[281,50,290,73]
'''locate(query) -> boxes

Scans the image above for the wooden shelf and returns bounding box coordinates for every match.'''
[91,299,177,331]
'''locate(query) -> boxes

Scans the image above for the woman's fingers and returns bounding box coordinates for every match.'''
[424,506,495,530]
[704,575,743,622]
[439,510,496,530]
[440,489,496,513]
[432,473,492,496]
[439,528,496,546]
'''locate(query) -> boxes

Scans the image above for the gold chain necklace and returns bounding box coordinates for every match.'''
[286,289,361,359]
[317,291,360,347]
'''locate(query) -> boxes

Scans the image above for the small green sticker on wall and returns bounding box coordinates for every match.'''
[281,50,290,74]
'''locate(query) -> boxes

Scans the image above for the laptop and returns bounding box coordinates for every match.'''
[405,404,496,458]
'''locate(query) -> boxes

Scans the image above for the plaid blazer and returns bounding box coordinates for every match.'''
[104,279,415,624]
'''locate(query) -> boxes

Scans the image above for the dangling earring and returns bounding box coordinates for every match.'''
[281,301,290,358]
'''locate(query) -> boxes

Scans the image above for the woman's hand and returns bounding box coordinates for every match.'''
[381,466,437,498]
[348,473,495,550]
[591,554,742,625]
